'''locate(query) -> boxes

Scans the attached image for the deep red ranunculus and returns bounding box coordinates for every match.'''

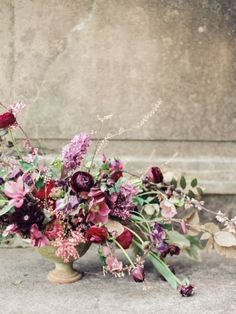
[116,229,133,249]
[0,111,16,129]
[71,171,94,193]
[34,180,55,200]
[146,167,163,184]
[86,226,107,243]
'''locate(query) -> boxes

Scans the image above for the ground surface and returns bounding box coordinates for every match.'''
[0,247,235,314]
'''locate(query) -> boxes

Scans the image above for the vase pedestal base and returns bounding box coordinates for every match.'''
[47,262,83,284]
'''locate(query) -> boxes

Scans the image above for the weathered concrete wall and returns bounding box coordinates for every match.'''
[0,0,236,194]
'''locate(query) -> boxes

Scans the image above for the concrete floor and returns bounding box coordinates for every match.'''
[0,247,236,314]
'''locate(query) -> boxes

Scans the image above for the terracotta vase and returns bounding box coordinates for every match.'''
[38,242,90,284]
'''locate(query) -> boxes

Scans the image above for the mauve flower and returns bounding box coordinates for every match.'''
[116,229,133,249]
[132,265,145,282]
[109,159,123,182]
[180,284,195,297]
[30,224,50,247]
[71,171,94,193]
[4,176,30,208]
[86,226,107,243]
[86,189,110,224]
[106,255,123,273]
[160,200,177,218]
[34,180,55,200]
[62,133,91,169]
[8,168,23,180]
[146,167,163,183]
[0,111,16,129]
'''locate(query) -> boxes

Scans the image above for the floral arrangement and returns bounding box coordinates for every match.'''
[0,102,236,297]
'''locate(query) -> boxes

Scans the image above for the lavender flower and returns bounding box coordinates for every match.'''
[151,222,165,244]
[62,133,91,169]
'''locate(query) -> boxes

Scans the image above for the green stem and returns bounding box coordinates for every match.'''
[8,128,22,158]
[130,211,151,233]
[113,239,135,267]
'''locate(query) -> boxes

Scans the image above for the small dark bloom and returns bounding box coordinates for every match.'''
[168,244,180,256]
[0,111,16,129]
[71,171,94,193]
[9,201,45,237]
[146,167,163,184]
[0,177,5,185]
[151,222,165,244]
[132,266,145,282]
[6,141,14,148]
[86,226,107,243]
[180,284,195,297]
[116,229,133,249]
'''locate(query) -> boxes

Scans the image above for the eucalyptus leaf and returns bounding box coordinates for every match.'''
[180,176,186,189]
[20,161,35,172]
[191,178,198,188]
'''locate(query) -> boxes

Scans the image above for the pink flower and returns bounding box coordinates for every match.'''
[86,189,110,224]
[160,200,177,218]
[30,224,50,248]
[2,224,19,237]
[4,176,30,208]
[106,255,123,273]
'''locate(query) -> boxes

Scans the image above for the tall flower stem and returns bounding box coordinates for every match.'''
[8,128,22,158]
[113,239,135,268]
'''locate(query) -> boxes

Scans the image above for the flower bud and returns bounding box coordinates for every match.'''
[132,266,145,282]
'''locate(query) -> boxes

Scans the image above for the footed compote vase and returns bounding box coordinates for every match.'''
[38,243,90,284]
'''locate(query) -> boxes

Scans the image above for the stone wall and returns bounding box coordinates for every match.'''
[0,0,236,197]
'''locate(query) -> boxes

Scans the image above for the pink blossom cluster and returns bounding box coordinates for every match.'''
[62,133,91,169]
[53,229,86,263]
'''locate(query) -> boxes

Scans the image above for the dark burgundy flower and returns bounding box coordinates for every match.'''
[34,180,55,200]
[116,229,133,249]
[146,167,163,184]
[132,266,145,282]
[71,171,94,193]
[9,201,45,237]
[86,226,107,243]
[0,111,16,129]
[168,244,180,256]
[180,284,195,297]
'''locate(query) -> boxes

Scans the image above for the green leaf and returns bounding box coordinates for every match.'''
[50,159,63,178]
[191,178,198,188]
[0,199,7,208]
[196,187,204,196]
[148,253,178,289]
[167,230,191,249]
[35,177,45,190]
[170,178,177,188]
[133,196,145,206]
[20,161,34,172]
[0,203,13,216]
[180,176,186,189]
[184,235,202,261]
[188,190,195,199]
